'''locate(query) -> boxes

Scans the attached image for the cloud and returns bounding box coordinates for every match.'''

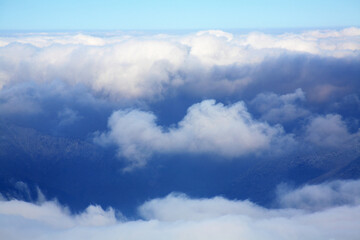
[304,114,360,148]
[0,200,116,229]
[0,29,359,240]
[57,108,82,126]
[0,82,43,115]
[0,39,188,100]
[0,78,119,136]
[96,99,294,169]
[1,28,359,101]
[276,179,360,211]
[242,27,360,56]
[1,179,360,240]
[138,193,299,222]
[0,33,109,48]
[250,88,309,123]
[0,188,117,229]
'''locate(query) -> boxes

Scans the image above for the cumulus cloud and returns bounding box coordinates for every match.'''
[0,39,188,99]
[1,179,360,240]
[304,114,360,148]
[96,99,294,169]
[250,88,309,123]
[0,28,359,100]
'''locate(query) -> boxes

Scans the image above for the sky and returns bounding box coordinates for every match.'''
[0,0,360,30]
[0,1,360,240]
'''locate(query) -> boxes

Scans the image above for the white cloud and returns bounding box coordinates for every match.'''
[1,180,360,240]
[196,30,234,41]
[0,28,359,100]
[0,33,113,48]
[96,99,293,169]
[303,27,360,39]
[0,199,116,229]
[241,27,360,56]
[0,38,188,99]
[305,114,360,148]
[138,193,299,222]
[277,179,360,211]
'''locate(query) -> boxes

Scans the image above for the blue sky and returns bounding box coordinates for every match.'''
[0,0,359,30]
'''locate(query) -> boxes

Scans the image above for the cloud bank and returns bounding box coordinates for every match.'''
[1,179,360,240]
[1,28,359,100]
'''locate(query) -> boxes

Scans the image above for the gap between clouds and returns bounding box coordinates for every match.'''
[0,179,360,240]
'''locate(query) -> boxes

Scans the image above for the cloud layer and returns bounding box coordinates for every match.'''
[1,28,359,100]
[1,179,360,240]
[1,28,360,240]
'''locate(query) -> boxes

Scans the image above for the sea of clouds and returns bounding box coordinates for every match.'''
[1,27,360,239]
[2,28,359,167]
